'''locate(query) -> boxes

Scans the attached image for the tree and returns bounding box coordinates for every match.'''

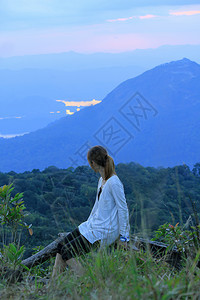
[192,163,200,177]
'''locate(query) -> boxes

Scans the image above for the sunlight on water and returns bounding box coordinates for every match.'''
[0,132,29,138]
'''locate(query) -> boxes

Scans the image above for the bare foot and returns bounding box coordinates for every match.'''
[51,253,68,279]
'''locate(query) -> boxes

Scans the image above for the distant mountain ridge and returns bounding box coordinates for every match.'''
[0,57,199,173]
[1,44,200,71]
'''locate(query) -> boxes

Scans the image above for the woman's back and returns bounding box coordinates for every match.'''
[78,174,130,247]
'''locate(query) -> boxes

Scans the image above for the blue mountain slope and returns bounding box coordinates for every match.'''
[0,58,199,173]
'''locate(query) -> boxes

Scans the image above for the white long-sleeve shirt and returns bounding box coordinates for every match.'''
[78,174,130,247]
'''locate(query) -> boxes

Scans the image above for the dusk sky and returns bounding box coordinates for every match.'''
[0,0,200,57]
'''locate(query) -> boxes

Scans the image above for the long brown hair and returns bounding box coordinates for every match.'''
[87,145,117,181]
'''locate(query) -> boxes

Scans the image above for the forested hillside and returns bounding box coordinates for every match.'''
[1,161,200,259]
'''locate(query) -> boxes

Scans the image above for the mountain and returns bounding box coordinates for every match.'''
[1,44,200,136]
[0,57,199,173]
[0,45,200,71]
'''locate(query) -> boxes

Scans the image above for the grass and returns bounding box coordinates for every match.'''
[1,243,200,300]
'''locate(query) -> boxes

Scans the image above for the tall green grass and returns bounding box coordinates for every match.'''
[1,242,200,299]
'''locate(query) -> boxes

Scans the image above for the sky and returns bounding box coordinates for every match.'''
[0,0,200,57]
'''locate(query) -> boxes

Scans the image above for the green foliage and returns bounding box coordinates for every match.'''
[28,261,52,278]
[0,184,33,245]
[32,244,45,255]
[22,244,54,279]
[0,162,200,258]
[0,183,25,226]
[152,222,189,253]
[152,194,200,261]
[0,162,199,298]
[192,162,200,177]
[152,221,200,266]
[0,242,28,271]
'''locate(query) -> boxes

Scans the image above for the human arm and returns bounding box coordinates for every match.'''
[109,181,130,241]
[87,177,101,221]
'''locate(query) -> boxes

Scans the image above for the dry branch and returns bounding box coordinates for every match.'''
[21,232,70,269]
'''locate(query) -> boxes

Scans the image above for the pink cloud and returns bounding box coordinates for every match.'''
[170,10,200,16]
[139,14,157,19]
[107,16,135,22]
[107,9,200,23]
[107,14,157,22]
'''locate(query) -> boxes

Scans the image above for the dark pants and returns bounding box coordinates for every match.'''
[57,227,100,261]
